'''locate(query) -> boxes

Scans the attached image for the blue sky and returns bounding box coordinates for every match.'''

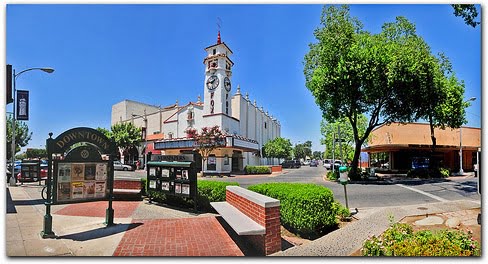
[5,4,481,152]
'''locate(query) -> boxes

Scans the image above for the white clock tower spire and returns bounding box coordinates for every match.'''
[203,30,234,117]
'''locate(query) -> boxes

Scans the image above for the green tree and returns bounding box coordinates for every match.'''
[187,126,226,174]
[263,137,293,161]
[96,127,112,139]
[451,4,480,27]
[26,148,47,159]
[110,122,142,159]
[6,115,32,161]
[304,5,442,179]
[312,151,323,160]
[293,141,312,160]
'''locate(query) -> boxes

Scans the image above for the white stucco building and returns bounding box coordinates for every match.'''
[111,32,281,175]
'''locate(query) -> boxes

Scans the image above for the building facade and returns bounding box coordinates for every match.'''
[362,122,481,173]
[111,32,281,174]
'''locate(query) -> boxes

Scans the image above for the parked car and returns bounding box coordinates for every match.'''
[310,160,318,167]
[323,159,332,169]
[114,160,134,171]
[333,160,343,170]
[281,160,301,169]
[303,160,310,166]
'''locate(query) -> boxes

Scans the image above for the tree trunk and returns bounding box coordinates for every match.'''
[429,116,439,170]
[349,140,364,180]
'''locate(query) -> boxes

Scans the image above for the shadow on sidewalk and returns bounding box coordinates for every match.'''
[56,222,143,241]
[6,188,17,214]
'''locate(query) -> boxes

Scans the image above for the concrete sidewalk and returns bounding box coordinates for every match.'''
[5,181,481,257]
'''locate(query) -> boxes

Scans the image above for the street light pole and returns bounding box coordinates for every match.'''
[132,111,148,170]
[458,97,476,176]
[10,67,54,186]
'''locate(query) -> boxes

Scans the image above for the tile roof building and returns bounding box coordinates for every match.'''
[111,32,281,175]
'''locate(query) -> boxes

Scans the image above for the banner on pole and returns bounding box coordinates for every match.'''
[16,90,29,120]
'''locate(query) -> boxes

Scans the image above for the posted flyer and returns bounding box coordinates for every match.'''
[96,163,107,180]
[84,164,96,181]
[58,164,72,183]
[181,184,190,195]
[84,181,95,198]
[58,182,71,201]
[71,163,85,181]
[71,181,84,199]
[95,181,106,198]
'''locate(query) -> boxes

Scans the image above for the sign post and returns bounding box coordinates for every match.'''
[42,127,117,238]
[339,165,351,219]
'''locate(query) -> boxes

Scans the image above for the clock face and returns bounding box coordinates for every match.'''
[224,77,231,91]
[206,75,219,90]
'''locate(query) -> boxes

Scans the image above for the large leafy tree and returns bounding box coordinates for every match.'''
[293,141,312,160]
[110,122,142,159]
[451,4,480,28]
[96,127,112,139]
[263,137,293,161]
[312,151,323,160]
[26,148,47,159]
[187,126,226,174]
[6,115,32,161]
[304,5,449,179]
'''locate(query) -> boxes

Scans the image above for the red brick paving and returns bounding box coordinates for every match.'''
[113,217,244,256]
[54,201,140,218]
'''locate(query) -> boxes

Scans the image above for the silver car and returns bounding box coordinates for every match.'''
[113,160,133,171]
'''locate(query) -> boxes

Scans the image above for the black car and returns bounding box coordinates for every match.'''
[281,160,301,168]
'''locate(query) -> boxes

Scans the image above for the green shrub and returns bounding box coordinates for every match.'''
[439,167,450,178]
[327,170,339,181]
[407,167,450,179]
[146,180,239,212]
[196,180,239,212]
[244,165,271,174]
[361,223,480,256]
[248,182,340,237]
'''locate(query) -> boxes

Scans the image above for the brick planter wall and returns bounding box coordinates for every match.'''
[270,165,282,173]
[113,179,141,190]
[226,188,281,255]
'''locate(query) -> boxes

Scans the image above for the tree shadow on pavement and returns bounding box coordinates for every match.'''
[55,222,143,241]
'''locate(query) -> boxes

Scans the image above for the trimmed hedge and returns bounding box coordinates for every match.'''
[248,182,342,236]
[196,180,239,212]
[245,165,271,174]
[145,179,239,212]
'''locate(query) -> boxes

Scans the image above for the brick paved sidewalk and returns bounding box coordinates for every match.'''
[113,217,244,256]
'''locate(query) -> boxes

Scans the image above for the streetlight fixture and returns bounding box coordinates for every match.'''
[10,67,54,186]
[457,97,476,176]
[132,111,148,170]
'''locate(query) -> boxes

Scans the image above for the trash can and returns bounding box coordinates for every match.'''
[339,166,348,185]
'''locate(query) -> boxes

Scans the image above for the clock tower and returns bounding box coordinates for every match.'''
[203,31,234,116]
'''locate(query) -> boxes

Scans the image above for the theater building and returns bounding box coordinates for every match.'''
[111,32,281,174]
[362,122,481,173]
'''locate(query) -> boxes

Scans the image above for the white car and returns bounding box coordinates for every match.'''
[113,160,134,171]
[323,159,332,169]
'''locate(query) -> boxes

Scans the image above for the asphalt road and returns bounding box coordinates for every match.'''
[115,166,481,210]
